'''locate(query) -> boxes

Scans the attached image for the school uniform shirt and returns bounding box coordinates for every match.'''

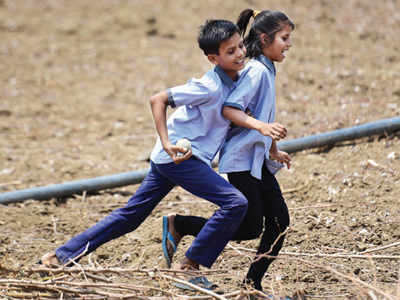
[218,55,277,180]
[150,66,244,166]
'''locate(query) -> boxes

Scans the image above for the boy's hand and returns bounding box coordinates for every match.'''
[164,143,192,164]
[259,122,287,140]
[270,150,291,169]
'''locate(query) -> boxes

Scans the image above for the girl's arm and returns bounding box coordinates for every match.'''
[270,139,291,168]
[149,91,192,163]
[222,106,287,140]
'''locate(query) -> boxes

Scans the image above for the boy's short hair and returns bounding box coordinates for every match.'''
[198,20,240,55]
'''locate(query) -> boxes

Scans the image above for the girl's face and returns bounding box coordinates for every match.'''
[262,24,292,62]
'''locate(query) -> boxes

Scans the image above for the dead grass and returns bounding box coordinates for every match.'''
[1,0,400,299]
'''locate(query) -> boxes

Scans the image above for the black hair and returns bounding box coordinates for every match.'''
[237,9,295,58]
[198,19,240,55]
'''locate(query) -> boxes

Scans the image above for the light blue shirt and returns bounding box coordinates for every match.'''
[218,55,277,179]
[150,66,243,166]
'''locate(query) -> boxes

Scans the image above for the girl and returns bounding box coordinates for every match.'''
[162,9,295,293]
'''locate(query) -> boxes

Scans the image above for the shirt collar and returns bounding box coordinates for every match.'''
[256,55,276,76]
[214,65,235,88]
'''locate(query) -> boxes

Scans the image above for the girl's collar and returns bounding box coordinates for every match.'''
[256,55,276,76]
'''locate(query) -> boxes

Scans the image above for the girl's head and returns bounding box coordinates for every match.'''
[237,9,295,62]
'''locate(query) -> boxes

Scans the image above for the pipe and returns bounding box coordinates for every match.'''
[0,169,149,205]
[278,116,400,153]
[1,117,399,205]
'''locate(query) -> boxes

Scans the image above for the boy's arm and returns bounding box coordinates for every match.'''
[222,106,287,141]
[149,91,192,164]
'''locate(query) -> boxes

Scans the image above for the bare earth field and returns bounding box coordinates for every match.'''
[1,0,399,299]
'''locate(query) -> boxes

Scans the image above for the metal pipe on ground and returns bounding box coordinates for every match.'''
[1,116,399,205]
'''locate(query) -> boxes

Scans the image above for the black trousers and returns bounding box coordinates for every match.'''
[175,162,290,289]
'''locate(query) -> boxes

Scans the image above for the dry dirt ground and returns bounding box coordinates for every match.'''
[1,0,400,299]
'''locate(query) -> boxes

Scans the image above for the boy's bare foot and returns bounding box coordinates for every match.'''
[39,252,61,267]
[179,257,199,271]
[162,214,182,268]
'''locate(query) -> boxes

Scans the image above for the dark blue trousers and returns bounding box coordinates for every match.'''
[55,157,247,268]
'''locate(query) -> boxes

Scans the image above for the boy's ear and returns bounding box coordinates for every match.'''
[207,54,219,65]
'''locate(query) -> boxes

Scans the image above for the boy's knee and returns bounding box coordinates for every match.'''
[236,192,248,211]
[228,191,248,216]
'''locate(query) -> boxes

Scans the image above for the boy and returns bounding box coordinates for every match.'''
[40,19,249,274]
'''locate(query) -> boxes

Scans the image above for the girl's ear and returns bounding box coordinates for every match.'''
[207,54,219,65]
[260,33,271,46]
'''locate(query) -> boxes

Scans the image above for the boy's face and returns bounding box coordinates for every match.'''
[262,24,292,63]
[207,33,246,80]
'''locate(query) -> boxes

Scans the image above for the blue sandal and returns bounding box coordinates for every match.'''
[162,216,177,268]
[174,275,219,291]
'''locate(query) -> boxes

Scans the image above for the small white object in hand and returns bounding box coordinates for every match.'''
[176,138,192,154]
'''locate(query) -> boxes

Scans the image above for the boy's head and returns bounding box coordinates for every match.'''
[198,20,239,55]
[198,20,246,79]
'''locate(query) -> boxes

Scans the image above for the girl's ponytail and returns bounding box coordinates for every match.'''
[237,9,295,59]
[236,9,254,37]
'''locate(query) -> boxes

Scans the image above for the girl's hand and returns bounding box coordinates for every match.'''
[259,122,287,140]
[270,150,291,169]
[164,142,192,164]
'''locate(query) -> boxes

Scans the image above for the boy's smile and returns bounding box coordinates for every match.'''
[262,24,292,62]
[208,33,246,80]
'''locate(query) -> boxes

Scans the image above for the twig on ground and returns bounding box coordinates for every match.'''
[0,180,21,187]
[252,228,288,263]
[291,257,397,300]
[358,241,400,254]
[0,278,168,299]
[228,245,400,260]
[288,204,336,210]
[0,279,85,295]
[25,265,226,277]
[84,272,112,283]
[66,243,90,268]
[53,280,176,296]
[282,181,310,194]
[51,216,58,235]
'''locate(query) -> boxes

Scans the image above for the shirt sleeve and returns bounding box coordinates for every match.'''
[167,75,217,108]
[223,67,265,111]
